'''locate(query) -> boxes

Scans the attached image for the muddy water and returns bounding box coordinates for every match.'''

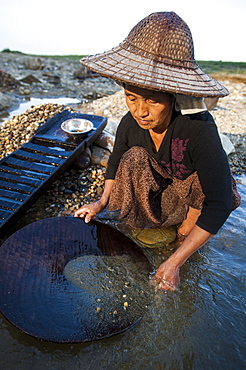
[0,176,246,370]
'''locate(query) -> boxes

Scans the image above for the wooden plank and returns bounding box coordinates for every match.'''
[0,179,35,194]
[22,142,71,158]
[33,137,76,151]
[0,165,49,180]
[13,149,64,166]
[5,157,55,174]
[0,171,42,187]
[0,209,12,220]
[0,189,28,201]
[0,198,21,211]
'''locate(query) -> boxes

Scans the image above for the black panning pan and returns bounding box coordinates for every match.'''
[0,216,153,343]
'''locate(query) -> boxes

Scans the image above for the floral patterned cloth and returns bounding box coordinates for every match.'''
[108,147,205,229]
[160,138,191,179]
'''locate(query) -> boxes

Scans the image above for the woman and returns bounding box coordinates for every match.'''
[75,12,240,291]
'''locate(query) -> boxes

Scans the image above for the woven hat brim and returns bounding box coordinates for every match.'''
[80,45,229,98]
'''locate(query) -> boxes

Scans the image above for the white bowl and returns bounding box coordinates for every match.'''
[61,118,94,135]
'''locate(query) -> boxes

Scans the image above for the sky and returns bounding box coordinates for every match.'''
[0,0,245,62]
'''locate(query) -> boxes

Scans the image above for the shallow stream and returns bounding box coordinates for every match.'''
[0,176,246,369]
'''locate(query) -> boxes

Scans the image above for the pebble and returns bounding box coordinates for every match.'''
[40,166,107,219]
[0,103,72,158]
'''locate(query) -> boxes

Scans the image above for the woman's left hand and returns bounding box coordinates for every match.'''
[154,260,180,291]
[154,225,213,292]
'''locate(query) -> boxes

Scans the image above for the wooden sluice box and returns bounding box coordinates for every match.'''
[0,110,107,238]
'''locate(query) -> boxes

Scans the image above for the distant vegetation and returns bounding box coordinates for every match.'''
[1,49,86,61]
[38,54,87,61]
[1,49,246,74]
[1,48,24,54]
[197,60,246,75]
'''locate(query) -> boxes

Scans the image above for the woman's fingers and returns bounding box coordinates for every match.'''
[74,206,94,222]
[157,278,176,291]
[74,201,105,222]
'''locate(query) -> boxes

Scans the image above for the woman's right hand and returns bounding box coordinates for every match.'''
[74,179,115,223]
[74,200,105,223]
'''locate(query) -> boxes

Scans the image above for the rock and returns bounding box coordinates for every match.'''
[94,131,115,152]
[45,75,61,85]
[0,92,16,110]
[105,119,120,136]
[60,209,74,216]
[23,57,45,70]
[0,70,20,91]
[19,74,41,84]
[73,66,94,80]
[18,87,31,95]
[74,147,91,169]
[91,145,111,167]
[42,71,52,77]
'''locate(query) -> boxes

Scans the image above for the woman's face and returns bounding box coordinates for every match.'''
[124,84,174,132]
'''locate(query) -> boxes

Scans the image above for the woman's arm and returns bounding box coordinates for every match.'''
[155,225,213,291]
[74,179,115,223]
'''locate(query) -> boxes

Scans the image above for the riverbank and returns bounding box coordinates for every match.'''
[0,51,120,105]
[0,52,245,235]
